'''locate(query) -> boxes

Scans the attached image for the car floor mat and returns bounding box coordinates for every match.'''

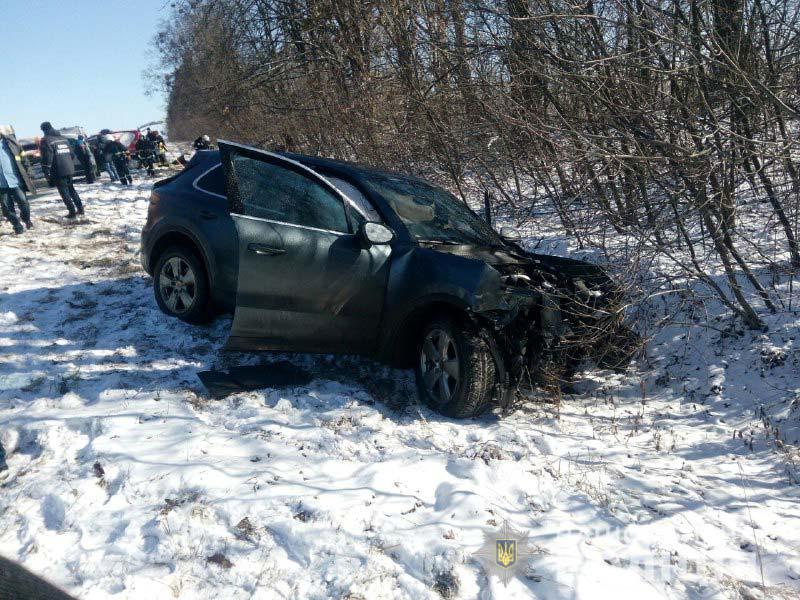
[197,361,313,399]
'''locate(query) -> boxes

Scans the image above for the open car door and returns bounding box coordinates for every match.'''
[219,141,392,355]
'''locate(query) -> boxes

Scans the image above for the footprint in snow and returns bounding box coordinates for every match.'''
[41,494,66,531]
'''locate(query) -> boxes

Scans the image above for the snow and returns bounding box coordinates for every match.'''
[0,175,799,599]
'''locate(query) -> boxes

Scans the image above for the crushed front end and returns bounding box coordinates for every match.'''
[472,259,636,409]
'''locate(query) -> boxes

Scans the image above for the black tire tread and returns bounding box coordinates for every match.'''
[416,317,497,418]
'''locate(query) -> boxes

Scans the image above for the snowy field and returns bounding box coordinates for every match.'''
[1,177,799,599]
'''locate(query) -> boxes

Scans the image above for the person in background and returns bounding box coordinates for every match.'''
[6,134,37,195]
[105,135,132,185]
[135,134,156,176]
[97,133,119,182]
[75,135,97,183]
[148,129,168,166]
[193,134,212,150]
[40,122,84,218]
[0,131,34,234]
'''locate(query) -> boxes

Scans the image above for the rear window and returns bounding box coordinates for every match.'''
[195,164,226,197]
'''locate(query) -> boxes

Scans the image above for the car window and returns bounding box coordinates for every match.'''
[232,155,349,233]
[361,172,502,246]
[326,176,381,228]
[195,165,226,197]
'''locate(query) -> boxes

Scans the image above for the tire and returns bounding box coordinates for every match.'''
[415,316,497,418]
[152,245,211,324]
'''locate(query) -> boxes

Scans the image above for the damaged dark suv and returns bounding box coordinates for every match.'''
[141,141,634,417]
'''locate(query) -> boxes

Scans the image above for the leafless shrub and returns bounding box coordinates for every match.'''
[151,0,800,330]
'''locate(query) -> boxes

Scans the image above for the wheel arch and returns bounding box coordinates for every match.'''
[149,229,214,290]
[382,296,474,368]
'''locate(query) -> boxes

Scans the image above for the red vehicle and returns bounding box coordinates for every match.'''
[88,130,141,153]
[88,129,145,169]
[109,130,142,153]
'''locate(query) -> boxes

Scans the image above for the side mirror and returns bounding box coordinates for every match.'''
[499,226,521,242]
[360,221,394,246]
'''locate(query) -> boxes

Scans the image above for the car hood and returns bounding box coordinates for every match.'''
[417,243,528,266]
[420,242,611,287]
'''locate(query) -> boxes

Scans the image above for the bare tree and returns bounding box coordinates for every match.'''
[151,0,800,330]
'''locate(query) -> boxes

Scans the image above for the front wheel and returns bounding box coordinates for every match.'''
[153,246,211,324]
[415,317,496,418]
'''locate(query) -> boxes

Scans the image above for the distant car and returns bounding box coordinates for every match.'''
[18,138,41,164]
[15,138,44,182]
[141,142,634,417]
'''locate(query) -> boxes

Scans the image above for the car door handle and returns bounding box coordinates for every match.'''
[199,210,217,220]
[248,243,285,256]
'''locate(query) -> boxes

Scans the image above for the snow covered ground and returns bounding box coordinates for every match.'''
[0,176,799,599]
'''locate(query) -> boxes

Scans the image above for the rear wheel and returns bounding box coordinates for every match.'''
[153,246,211,323]
[415,317,496,418]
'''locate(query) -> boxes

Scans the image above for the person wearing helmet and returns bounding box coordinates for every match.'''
[193,134,212,151]
[148,130,168,166]
[135,135,157,177]
[40,121,84,218]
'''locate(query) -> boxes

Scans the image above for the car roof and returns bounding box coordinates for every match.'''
[198,147,431,186]
[281,152,428,183]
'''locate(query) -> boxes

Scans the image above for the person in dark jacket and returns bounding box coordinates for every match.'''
[193,134,212,150]
[1,134,36,195]
[40,122,84,218]
[0,132,34,234]
[75,135,97,183]
[104,135,132,185]
[96,133,119,182]
[148,129,165,145]
[135,135,156,176]
[148,130,168,165]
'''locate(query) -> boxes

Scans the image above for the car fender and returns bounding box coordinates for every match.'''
[146,217,220,290]
[377,246,502,363]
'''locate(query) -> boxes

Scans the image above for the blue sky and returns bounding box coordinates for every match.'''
[0,0,170,139]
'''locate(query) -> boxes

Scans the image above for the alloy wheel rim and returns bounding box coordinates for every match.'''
[420,328,460,405]
[159,257,196,314]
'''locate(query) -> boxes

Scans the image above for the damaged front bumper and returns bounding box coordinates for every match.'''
[471,268,633,410]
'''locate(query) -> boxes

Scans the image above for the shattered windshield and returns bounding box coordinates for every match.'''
[361,172,503,246]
